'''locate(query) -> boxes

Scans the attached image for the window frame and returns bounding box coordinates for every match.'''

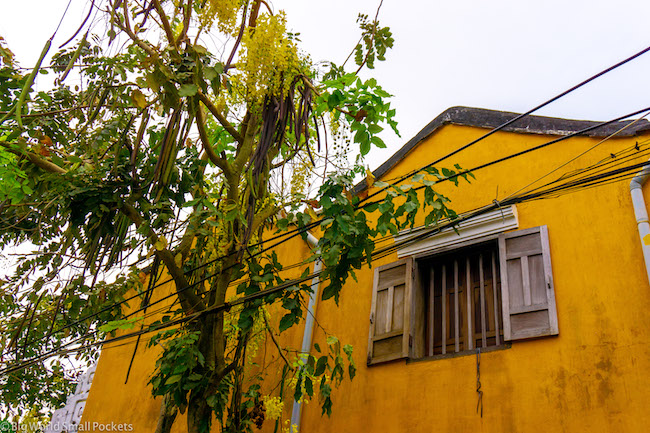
[367,225,559,366]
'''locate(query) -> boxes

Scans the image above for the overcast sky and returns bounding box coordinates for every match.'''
[2,0,650,169]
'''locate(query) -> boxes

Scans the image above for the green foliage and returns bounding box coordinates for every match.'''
[353,14,394,70]
[291,336,356,417]
[0,1,468,430]
[315,74,398,156]
[148,330,208,408]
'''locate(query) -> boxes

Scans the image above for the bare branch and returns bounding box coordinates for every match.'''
[263,314,293,369]
[196,105,232,175]
[120,202,206,313]
[197,91,244,144]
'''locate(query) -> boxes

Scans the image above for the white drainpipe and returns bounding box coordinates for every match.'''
[630,159,650,284]
[290,232,321,430]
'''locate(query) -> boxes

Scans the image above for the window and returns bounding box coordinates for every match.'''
[415,241,503,358]
[367,226,558,365]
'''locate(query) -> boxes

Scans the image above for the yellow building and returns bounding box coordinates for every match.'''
[81,107,650,432]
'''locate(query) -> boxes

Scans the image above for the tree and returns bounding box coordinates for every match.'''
[0,2,467,432]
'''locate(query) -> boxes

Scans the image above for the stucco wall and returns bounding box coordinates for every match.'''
[82,121,650,432]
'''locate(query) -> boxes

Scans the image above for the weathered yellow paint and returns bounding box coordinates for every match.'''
[82,117,650,433]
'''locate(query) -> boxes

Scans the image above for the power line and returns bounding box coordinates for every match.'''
[501,112,650,201]
[12,105,650,356]
[356,106,650,211]
[357,44,650,205]
[4,152,650,377]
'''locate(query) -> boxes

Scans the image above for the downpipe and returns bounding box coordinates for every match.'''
[290,232,321,430]
[630,159,650,284]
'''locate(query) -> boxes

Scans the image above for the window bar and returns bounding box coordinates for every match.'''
[466,257,473,351]
[454,259,459,353]
[441,264,447,355]
[479,254,487,348]
[491,251,500,346]
[428,268,435,357]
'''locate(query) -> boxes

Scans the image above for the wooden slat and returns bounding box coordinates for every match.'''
[372,329,404,341]
[385,286,394,333]
[498,234,512,340]
[540,225,559,335]
[428,267,434,357]
[521,256,532,306]
[441,264,446,355]
[466,256,473,350]
[479,254,487,348]
[491,251,500,346]
[402,261,413,358]
[368,265,381,363]
[506,249,543,260]
[454,259,459,352]
[510,303,549,314]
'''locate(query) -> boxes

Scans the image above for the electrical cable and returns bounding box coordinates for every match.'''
[501,112,650,202]
[356,43,650,205]
[356,106,650,211]
[11,105,650,355]
[4,155,649,377]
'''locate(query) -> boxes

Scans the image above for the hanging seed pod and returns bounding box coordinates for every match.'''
[59,32,88,82]
[15,38,52,128]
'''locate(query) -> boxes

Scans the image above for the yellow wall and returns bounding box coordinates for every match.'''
[82,122,650,432]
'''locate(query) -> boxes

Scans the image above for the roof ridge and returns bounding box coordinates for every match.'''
[353,106,650,194]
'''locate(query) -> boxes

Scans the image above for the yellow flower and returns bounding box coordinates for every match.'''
[263,395,284,420]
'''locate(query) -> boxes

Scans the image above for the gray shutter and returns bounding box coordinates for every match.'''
[498,226,558,341]
[367,257,413,365]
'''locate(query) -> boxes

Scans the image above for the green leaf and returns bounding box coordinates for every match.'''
[165,375,182,385]
[370,136,386,148]
[314,356,328,376]
[360,139,370,156]
[304,377,314,397]
[279,313,296,332]
[341,73,356,86]
[178,84,198,97]
[203,66,219,81]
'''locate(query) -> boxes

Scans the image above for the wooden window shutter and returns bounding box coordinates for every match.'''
[367,257,413,365]
[498,226,558,341]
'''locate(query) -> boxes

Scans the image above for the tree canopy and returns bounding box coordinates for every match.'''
[0,2,468,432]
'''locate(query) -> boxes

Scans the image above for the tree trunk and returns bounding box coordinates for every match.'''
[155,394,178,433]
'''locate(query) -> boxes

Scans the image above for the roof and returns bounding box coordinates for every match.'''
[353,106,650,194]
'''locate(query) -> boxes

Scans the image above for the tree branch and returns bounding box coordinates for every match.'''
[120,202,206,313]
[152,0,179,49]
[111,10,159,58]
[196,105,232,176]
[263,314,293,369]
[232,112,258,175]
[196,91,243,144]
[176,0,192,45]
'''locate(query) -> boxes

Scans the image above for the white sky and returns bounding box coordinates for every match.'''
[2,0,650,169]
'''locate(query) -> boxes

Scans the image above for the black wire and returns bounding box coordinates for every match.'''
[13,105,650,355]
[356,106,650,212]
[4,155,650,377]
[356,44,650,206]
[52,0,75,39]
